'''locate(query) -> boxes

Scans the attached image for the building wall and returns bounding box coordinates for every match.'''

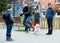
[27,0,34,2]
[17,0,34,4]
[38,0,58,10]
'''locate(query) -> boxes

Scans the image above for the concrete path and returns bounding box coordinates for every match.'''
[0,26,60,43]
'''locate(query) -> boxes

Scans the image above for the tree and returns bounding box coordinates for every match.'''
[0,0,8,12]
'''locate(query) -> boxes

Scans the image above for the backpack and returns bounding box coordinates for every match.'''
[3,13,10,19]
[3,13,13,23]
[3,14,13,23]
[34,13,40,22]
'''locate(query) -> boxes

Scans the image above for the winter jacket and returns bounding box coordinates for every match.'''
[4,9,14,23]
[34,13,40,22]
[23,6,31,18]
[46,8,55,19]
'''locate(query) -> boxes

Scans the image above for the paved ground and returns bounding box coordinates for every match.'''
[0,25,60,43]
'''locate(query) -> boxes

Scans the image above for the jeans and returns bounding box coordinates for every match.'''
[6,22,13,39]
[23,16,31,31]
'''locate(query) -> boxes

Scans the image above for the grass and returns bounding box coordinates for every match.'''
[15,29,25,32]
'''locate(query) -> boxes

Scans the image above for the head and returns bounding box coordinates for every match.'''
[35,9,39,13]
[7,4,12,11]
[48,3,52,8]
[23,1,28,6]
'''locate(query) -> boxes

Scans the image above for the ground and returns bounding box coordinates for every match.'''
[0,25,60,43]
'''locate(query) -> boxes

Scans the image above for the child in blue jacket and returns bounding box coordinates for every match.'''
[46,3,55,35]
[4,4,14,41]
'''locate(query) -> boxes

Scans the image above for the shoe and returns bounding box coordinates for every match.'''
[25,31,29,33]
[46,33,52,35]
[34,32,38,36]
[6,38,14,41]
[32,30,34,31]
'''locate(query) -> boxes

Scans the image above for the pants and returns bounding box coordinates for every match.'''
[23,16,31,31]
[33,21,40,30]
[5,22,13,39]
[47,18,53,33]
[34,21,40,26]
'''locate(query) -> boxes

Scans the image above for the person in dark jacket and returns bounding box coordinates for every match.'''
[46,3,55,35]
[20,2,32,32]
[34,9,40,27]
[4,4,14,41]
[33,9,40,34]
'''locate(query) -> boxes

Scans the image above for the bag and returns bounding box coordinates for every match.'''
[3,13,10,20]
[3,14,13,23]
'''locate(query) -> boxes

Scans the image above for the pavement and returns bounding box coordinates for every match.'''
[0,25,60,43]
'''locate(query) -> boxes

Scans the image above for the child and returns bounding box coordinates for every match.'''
[46,3,55,35]
[33,9,40,35]
[3,4,14,41]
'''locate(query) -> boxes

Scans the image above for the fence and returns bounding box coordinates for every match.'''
[0,16,60,29]
[40,16,60,29]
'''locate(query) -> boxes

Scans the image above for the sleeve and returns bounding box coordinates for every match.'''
[10,11,14,21]
[39,13,40,18]
[20,13,23,16]
[52,9,55,16]
[45,9,48,17]
[38,13,41,20]
[23,7,29,14]
[20,8,25,16]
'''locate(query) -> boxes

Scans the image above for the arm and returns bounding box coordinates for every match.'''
[45,9,48,18]
[52,9,55,16]
[20,13,23,16]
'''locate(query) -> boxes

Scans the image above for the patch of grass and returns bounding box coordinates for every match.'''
[15,29,25,32]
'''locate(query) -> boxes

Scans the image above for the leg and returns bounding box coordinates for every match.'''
[34,22,37,34]
[47,18,50,33]
[50,18,53,34]
[23,18,29,32]
[26,16,31,27]
[6,23,13,40]
[34,22,36,31]
[25,26,28,32]
[46,18,53,35]
[26,16,31,31]
[23,18,27,31]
